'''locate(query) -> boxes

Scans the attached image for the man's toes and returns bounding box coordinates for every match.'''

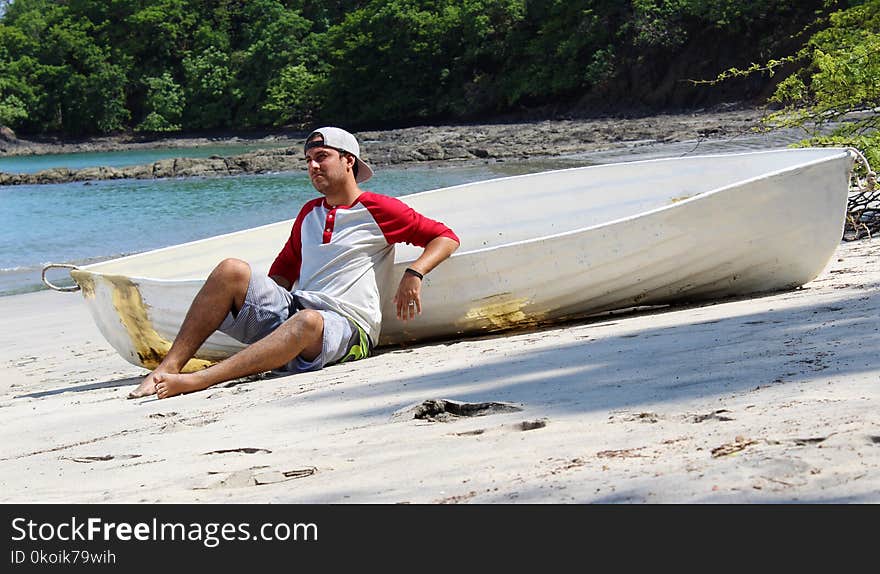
[127,388,149,399]
[127,378,157,399]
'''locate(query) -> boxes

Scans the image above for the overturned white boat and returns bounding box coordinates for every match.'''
[45,147,854,372]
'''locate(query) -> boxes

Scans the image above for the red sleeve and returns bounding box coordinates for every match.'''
[359,192,459,247]
[268,198,322,284]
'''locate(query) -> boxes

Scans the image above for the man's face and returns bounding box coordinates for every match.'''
[305,139,353,193]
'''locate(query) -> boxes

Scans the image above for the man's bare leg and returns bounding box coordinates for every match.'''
[154,309,324,399]
[127,259,251,398]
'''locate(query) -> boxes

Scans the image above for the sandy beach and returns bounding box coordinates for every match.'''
[1,233,878,504]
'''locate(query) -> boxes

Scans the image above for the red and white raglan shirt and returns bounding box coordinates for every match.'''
[268,191,459,346]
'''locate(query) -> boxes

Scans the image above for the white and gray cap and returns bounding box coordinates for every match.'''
[304,126,374,183]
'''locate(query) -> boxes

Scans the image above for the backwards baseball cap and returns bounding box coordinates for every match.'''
[304,126,374,183]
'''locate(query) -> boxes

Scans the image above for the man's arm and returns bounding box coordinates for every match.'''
[394,235,459,321]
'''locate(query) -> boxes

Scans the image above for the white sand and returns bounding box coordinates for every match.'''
[1,238,878,503]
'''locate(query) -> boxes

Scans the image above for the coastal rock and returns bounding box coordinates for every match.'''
[72,166,123,181]
[172,157,230,177]
[152,158,177,179]
[415,143,445,160]
[445,145,472,160]
[230,155,276,173]
[34,168,73,184]
[229,153,301,174]
[0,107,770,185]
[127,164,155,179]
[0,172,22,185]
[0,125,17,142]
[469,148,492,158]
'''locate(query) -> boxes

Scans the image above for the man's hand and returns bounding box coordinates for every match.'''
[391,236,459,321]
[394,272,422,321]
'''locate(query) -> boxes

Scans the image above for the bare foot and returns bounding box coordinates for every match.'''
[127,371,167,399]
[155,372,213,399]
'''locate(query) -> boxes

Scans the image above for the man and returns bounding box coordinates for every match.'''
[128,127,459,399]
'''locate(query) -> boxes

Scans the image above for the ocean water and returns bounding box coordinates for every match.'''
[0,157,587,296]
[1,128,807,297]
[0,143,290,174]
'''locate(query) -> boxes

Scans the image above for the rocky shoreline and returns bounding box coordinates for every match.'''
[0,107,768,185]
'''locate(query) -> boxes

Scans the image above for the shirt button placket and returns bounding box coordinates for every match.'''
[323,209,336,243]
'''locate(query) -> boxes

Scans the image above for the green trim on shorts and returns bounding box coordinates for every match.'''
[339,322,371,364]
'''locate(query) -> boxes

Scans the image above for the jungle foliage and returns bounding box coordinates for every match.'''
[764,0,880,165]
[0,0,870,136]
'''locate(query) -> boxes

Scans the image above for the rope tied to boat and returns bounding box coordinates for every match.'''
[41,263,81,292]
[845,147,879,241]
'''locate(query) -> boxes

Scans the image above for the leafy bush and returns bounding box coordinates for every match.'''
[135,72,184,132]
[764,0,880,165]
[263,64,324,128]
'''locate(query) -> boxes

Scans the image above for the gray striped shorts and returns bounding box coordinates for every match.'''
[218,272,370,373]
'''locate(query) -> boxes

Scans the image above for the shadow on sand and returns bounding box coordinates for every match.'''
[14,376,144,399]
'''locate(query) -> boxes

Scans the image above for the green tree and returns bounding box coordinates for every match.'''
[0,24,34,127]
[49,19,130,133]
[0,88,28,126]
[319,0,458,124]
[263,63,323,127]
[0,0,863,136]
[762,0,880,165]
[229,0,315,127]
[0,0,129,134]
[182,45,236,129]
[136,71,184,132]
[319,0,525,125]
[497,0,624,108]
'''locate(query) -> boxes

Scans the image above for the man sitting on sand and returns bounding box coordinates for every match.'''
[128,127,460,399]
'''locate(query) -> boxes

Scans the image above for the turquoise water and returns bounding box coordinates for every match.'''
[0,143,290,174]
[1,128,804,297]
[0,158,584,296]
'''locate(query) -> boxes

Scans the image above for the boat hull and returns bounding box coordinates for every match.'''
[66,148,853,370]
